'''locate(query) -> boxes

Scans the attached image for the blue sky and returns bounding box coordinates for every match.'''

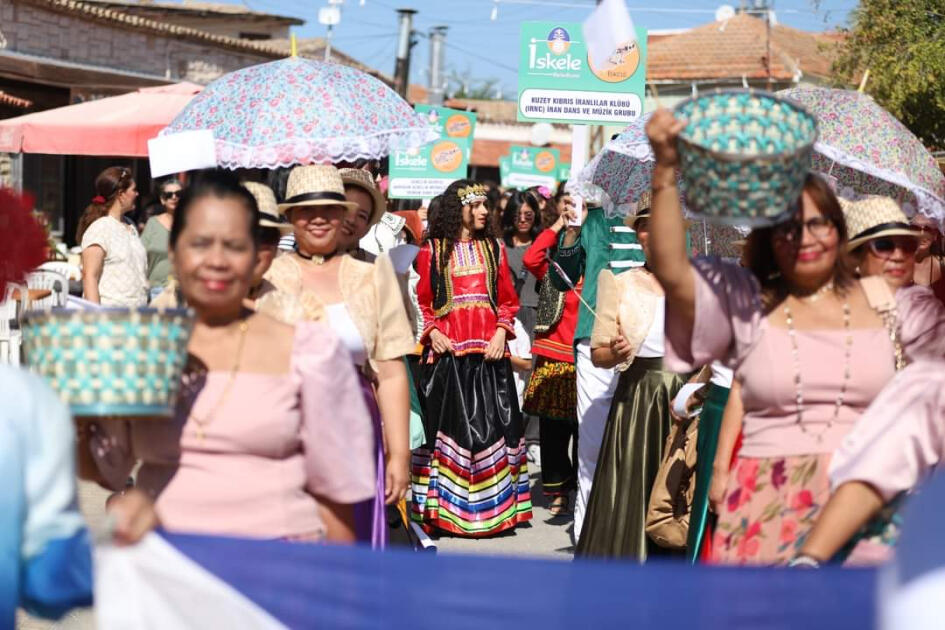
[238,0,859,96]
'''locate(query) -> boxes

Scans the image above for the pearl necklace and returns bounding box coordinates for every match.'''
[783,300,852,442]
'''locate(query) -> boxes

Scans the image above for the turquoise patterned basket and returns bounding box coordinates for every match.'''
[675,89,818,226]
[21,308,194,418]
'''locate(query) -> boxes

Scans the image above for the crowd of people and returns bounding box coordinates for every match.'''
[17,109,945,577]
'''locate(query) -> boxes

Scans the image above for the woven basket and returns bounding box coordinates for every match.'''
[21,308,194,418]
[675,89,818,226]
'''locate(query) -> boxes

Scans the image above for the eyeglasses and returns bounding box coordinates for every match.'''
[867,236,919,258]
[912,224,939,235]
[772,216,835,243]
[161,190,181,200]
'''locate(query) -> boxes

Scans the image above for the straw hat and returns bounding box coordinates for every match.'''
[841,196,919,252]
[277,165,358,213]
[392,210,424,243]
[242,181,292,234]
[621,191,655,231]
[339,168,386,227]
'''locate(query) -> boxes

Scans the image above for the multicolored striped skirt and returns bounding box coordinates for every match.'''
[523,357,577,422]
[411,352,533,537]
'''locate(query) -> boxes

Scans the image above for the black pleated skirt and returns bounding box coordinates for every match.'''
[410,353,533,537]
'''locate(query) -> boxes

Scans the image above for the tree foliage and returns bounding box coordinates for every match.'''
[832,0,945,148]
[446,66,503,100]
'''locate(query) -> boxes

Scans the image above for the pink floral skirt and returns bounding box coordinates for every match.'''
[711,454,832,566]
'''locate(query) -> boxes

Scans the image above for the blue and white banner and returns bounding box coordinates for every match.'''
[95,531,878,630]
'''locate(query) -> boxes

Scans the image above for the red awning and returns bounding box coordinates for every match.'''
[0,82,201,157]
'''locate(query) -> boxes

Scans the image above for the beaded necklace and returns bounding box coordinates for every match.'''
[189,320,249,442]
[783,298,853,442]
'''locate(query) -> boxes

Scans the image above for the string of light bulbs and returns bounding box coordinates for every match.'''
[487,0,830,21]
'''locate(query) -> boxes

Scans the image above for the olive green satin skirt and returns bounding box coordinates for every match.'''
[576,357,685,561]
[686,384,729,563]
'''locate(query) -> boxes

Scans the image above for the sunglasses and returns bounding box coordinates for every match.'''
[773,216,834,243]
[867,236,919,258]
[161,190,181,200]
[912,224,939,235]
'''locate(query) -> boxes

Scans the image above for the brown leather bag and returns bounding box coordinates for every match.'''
[645,413,700,549]
[645,366,711,549]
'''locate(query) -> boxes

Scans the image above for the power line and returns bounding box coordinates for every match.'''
[485,0,835,15]
[357,34,399,73]
[333,32,400,40]
[441,40,519,74]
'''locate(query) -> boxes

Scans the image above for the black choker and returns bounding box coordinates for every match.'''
[295,248,335,265]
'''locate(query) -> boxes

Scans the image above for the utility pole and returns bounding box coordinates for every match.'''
[393,9,417,99]
[743,0,772,87]
[318,2,342,62]
[428,26,448,106]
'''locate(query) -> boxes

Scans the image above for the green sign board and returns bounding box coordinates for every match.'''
[558,163,571,184]
[502,145,561,190]
[388,105,477,199]
[517,22,647,125]
[499,155,512,186]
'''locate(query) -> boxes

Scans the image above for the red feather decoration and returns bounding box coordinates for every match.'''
[0,188,48,296]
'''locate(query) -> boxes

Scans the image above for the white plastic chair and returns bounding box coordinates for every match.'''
[38,260,81,282]
[0,283,27,365]
[25,269,69,310]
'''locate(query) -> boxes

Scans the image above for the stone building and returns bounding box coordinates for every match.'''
[0,0,378,241]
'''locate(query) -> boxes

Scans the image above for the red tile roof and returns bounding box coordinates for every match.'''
[269,38,382,77]
[83,0,303,24]
[472,139,571,168]
[0,90,33,109]
[23,0,288,57]
[445,98,518,125]
[646,13,841,82]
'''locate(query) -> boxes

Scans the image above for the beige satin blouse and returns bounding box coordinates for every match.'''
[259,253,416,365]
[590,268,664,371]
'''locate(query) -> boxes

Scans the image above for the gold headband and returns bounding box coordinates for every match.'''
[458,184,487,206]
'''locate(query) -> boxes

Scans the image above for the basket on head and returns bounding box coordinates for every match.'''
[675,89,818,226]
[21,308,194,418]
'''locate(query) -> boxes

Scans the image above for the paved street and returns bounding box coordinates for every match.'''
[431,466,576,560]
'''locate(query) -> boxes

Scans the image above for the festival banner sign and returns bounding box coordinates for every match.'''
[517,21,647,126]
[503,145,560,190]
[558,163,571,184]
[388,105,476,200]
[499,155,512,188]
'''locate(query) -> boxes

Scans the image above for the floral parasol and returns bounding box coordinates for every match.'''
[566,113,656,218]
[162,57,438,169]
[778,87,945,222]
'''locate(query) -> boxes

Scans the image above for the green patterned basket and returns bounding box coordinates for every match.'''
[675,89,818,226]
[21,308,194,418]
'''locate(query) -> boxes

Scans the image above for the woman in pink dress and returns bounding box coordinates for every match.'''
[797,360,945,566]
[644,110,945,565]
[84,170,375,542]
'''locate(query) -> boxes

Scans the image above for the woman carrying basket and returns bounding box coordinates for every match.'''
[645,110,945,565]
